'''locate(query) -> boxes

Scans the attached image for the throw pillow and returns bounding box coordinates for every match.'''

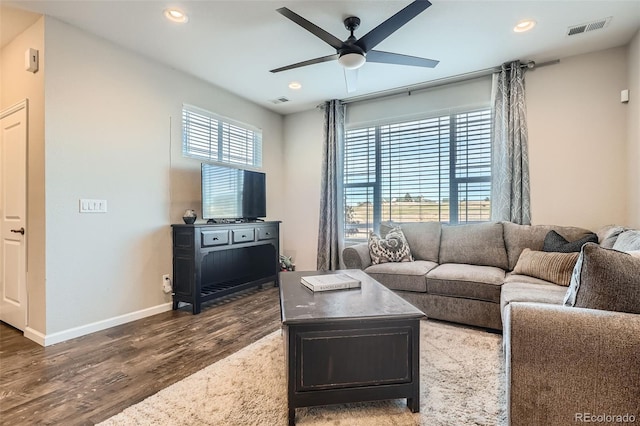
[612,230,640,252]
[596,225,626,248]
[368,227,413,264]
[513,248,579,286]
[563,243,640,314]
[543,230,598,253]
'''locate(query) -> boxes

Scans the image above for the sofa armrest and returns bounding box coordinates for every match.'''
[342,242,372,269]
[504,302,640,426]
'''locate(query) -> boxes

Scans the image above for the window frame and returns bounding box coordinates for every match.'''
[182,104,263,169]
[343,108,492,242]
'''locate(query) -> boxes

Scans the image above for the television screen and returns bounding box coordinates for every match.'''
[201,164,266,220]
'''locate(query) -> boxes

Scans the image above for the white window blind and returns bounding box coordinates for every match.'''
[182,105,262,168]
[344,109,492,241]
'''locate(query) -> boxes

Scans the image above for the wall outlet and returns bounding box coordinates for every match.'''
[162,274,172,293]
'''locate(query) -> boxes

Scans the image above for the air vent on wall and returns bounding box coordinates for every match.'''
[270,97,290,104]
[567,17,611,36]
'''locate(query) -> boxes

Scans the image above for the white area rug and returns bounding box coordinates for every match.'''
[100,320,506,425]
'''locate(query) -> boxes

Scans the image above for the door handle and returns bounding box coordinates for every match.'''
[10,227,25,235]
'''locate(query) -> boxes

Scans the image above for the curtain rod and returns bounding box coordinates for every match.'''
[341,59,560,105]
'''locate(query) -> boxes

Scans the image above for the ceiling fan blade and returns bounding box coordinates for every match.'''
[366,50,439,68]
[356,0,432,53]
[344,68,359,93]
[270,54,338,73]
[277,7,344,50]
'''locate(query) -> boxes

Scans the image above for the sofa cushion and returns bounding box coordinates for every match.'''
[368,227,413,264]
[439,222,508,270]
[502,222,593,271]
[364,260,437,292]
[542,230,598,253]
[426,263,505,303]
[612,230,640,251]
[398,222,441,262]
[379,221,441,262]
[500,281,567,318]
[504,272,558,286]
[564,243,640,314]
[512,249,579,286]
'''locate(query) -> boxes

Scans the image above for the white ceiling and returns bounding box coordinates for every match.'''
[3,1,640,115]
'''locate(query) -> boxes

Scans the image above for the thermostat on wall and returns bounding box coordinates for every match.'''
[25,48,39,73]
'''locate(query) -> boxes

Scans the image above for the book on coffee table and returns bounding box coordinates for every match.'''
[300,273,361,292]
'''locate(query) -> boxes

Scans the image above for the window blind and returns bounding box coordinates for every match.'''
[182,105,262,168]
[344,109,492,241]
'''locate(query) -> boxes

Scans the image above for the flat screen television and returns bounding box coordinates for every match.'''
[201,163,266,221]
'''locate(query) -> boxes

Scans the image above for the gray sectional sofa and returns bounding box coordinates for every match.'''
[343,221,640,425]
[342,221,593,330]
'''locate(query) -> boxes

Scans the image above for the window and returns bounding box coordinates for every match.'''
[182,104,262,168]
[344,109,492,241]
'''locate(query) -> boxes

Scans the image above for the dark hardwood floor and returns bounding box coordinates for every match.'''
[0,285,282,425]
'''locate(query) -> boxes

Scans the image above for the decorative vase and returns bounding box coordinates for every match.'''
[183,209,197,224]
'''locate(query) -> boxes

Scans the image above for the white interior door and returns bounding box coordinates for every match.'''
[0,100,28,331]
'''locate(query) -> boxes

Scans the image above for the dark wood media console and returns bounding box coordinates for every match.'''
[172,221,280,314]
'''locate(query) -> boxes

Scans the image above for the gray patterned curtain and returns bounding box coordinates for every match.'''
[317,100,345,271]
[490,61,531,225]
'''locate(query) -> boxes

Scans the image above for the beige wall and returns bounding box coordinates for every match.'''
[42,17,284,337]
[526,46,629,230]
[627,30,640,228]
[0,17,47,334]
[282,108,324,271]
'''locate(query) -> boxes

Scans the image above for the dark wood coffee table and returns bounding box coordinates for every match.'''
[279,269,425,425]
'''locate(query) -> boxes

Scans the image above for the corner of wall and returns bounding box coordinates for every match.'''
[628,29,640,228]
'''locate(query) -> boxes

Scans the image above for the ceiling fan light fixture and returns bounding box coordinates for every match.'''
[338,53,366,70]
[164,8,189,23]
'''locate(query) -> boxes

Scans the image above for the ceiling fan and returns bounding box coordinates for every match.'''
[270,0,439,93]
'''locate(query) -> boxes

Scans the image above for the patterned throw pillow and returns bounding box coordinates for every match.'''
[368,227,413,264]
[513,248,580,286]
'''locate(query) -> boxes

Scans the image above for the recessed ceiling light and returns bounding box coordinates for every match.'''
[514,19,536,33]
[164,8,189,23]
[288,81,302,90]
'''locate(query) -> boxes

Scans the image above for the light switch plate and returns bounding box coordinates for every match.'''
[79,199,107,213]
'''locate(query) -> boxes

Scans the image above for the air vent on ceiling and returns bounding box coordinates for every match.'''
[567,17,612,36]
[270,97,290,104]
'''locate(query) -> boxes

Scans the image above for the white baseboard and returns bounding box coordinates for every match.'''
[24,303,173,346]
